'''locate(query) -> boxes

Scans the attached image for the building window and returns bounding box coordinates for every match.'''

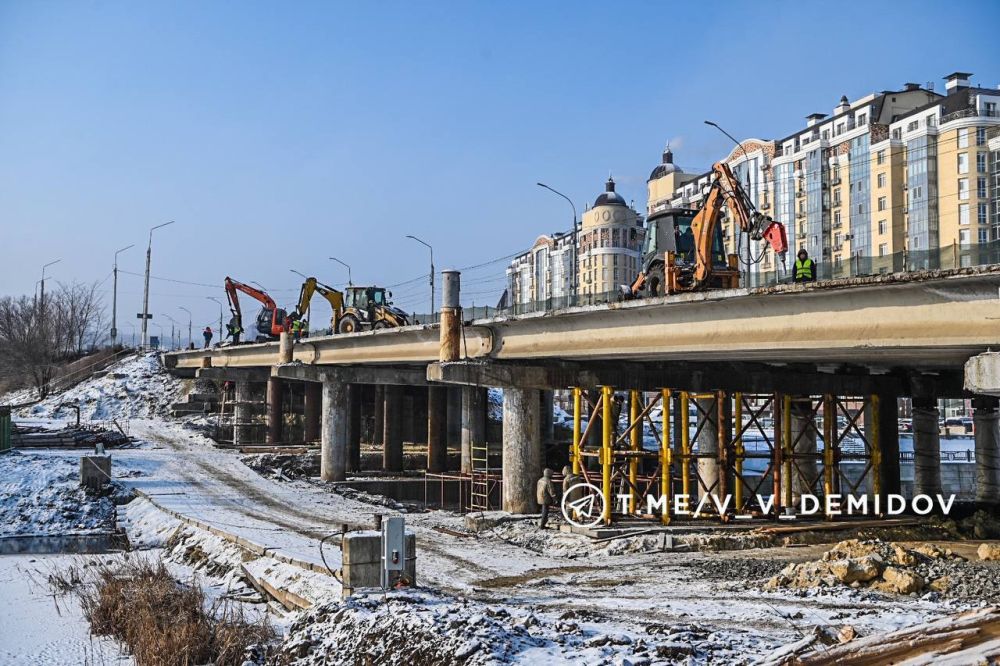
[958,153,968,174]
[960,203,970,225]
[958,128,969,149]
[879,243,887,257]
[960,228,970,245]
[876,150,886,165]
[926,114,936,127]
[977,127,987,146]
[877,196,887,211]
[980,228,989,244]
[892,128,902,140]
[980,203,989,225]
[980,177,988,198]
[857,113,867,126]
[912,185,923,200]
[833,189,841,206]
[978,153,987,173]
[959,178,969,201]
[878,219,887,235]
[908,120,919,132]
[834,254,842,267]
[834,232,842,246]
[834,210,841,226]
[877,172,886,188]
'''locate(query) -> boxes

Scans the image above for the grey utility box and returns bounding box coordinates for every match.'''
[341,528,416,597]
[381,516,406,588]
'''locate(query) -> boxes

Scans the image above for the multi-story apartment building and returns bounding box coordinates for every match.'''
[578,176,645,299]
[888,73,1000,267]
[504,230,575,310]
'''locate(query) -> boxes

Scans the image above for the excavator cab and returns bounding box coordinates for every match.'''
[338,286,410,333]
[633,208,731,297]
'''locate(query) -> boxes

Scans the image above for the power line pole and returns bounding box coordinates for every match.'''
[406,235,434,319]
[141,221,175,349]
[111,245,134,348]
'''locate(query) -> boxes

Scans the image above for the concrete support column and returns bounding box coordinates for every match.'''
[585,390,602,448]
[266,376,284,445]
[347,384,362,473]
[877,396,902,498]
[540,391,555,447]
[912,396,943,497]
[321,381,348,482]
[373,385,385,447]
[303,382,322,443]
[502,388,541,514]
[427,387,448,473]
[383,385,404,473]
[402,390,415,445]
[447,387,463,446]
[696,396,719,498]
[461,386,487,474]
[413,387,429,445]
[973,396,1000,504]
[233,381,254,447]
[278,331,293,364]
[786,399,818,501]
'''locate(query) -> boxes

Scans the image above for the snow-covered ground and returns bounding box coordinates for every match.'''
[16,352,184,420]
[0,358,991,663]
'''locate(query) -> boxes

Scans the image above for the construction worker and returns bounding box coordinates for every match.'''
[536,468,557,529]
[292,317,306,342]
[794,248,817,283]
[203,326,213,348]
[561,464,582,519]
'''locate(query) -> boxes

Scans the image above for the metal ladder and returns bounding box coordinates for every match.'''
[469,442,492,511]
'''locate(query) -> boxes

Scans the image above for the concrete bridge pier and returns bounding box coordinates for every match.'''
[321,381,348,482]
[540,391,555,448]
[427,387,448,473]
[303,382,322,443]
[373,385,385,449]
[233,380,257,448]
[383,385,404,472]
[786,398,818,504]
[696,395,719,499]
[912,395,943,497]
[973,396,1000,504]
[461,386,487,474]
[266,377,284,444]
[347,384,362,473]
[502,387,541,514]
[447,387,462,451]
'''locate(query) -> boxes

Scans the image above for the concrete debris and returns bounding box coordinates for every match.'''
[241,452,319,481]
[764,538,1000,602]
[978,543,1000,561]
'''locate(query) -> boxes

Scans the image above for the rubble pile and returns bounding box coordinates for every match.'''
[241,453,320,481]
[765,538,1000,602]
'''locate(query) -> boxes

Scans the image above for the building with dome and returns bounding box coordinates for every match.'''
[577,176,644,299]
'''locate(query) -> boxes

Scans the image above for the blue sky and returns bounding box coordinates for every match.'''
[1,0,998,337]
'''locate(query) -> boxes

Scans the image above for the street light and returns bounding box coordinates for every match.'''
[126,323,136,348]
[162,314,179,350]
[206,297,225,342]
[537,182,579,298]
[178,306,192,349]
[405,235,434,317]
[290,268,309,280]
[705,120,755,279]
[112,245,134,348]
[154,324,165,350]
[39,258,61,313]
[142,221,175,349]
[329,257,352,285]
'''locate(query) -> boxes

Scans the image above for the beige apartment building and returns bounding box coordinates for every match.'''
[578,176,644,299]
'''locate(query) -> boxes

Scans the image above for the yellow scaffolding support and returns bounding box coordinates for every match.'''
[628,390,640,514]
[680,391,691,499]
[733,392,744,511]
[601,385,613,525]
[572,387,582,475]
[660,388,671,525]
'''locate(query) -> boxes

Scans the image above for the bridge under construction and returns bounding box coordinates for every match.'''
[163,265,1000,527]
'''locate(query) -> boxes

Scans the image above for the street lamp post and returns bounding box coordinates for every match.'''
[39,259,61,316]
[178,306,192,349]
[162,314,179,350]
[405,235,434,319]
[536,182,579,299]
[329,257,352,285]
[126,323,136,348]
[112,245,134,348]
[142,221,175,349]
[207,297,225,342]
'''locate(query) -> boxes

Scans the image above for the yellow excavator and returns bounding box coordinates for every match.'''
[292,278,410,335]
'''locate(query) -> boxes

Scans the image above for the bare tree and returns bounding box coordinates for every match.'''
[0,280,107,398]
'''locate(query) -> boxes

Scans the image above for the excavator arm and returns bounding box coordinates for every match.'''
[292,277,345,333]
[224,277,284,340]
[691,162,787,289]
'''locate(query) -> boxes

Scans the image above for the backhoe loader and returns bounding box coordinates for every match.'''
[291,278,410,334]
[623,161,787,297]
[224,277,288,343]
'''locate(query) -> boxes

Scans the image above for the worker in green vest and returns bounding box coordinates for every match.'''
[794,248,817,283]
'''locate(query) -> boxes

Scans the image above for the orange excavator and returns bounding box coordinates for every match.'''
[625,161,787,297]
[224,277,288,344]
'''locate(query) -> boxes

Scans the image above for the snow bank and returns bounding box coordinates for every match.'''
[19,352,183,420]
[0,450,128,536]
